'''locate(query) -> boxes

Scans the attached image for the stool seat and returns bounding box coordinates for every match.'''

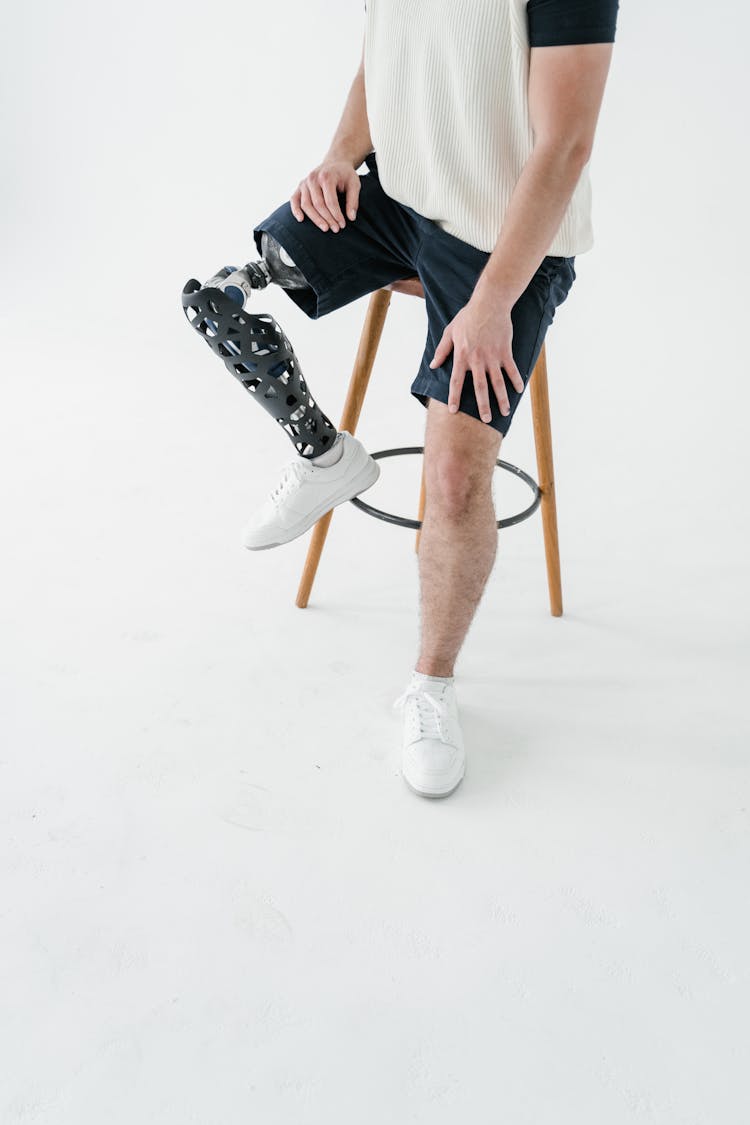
[349,446,542,530]
[295,287,563,616]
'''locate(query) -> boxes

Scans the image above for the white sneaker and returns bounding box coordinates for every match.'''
[242,431,380,550]
[393,673,466,798]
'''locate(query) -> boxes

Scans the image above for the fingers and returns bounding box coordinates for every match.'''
[448,351,494,423]
[344,174,361,221]
[447,354,521,422]
[295,182,321,228]
[290,187,304,222]
[429,329,453,370]
[293,166,361,232]
[319,170,347,229]
[305,179,341,231]
[504,354,525,395]
[447,346,467,413]
[472,364,493,424]
[488,364,512,419]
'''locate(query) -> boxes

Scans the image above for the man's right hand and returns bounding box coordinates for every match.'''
[290,158,362,233]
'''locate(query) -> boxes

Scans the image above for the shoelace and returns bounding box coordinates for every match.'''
[393,686,447,741]
[268,461,306,505]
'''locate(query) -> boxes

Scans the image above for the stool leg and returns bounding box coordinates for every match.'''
[295,288,393,608]
[528,341,563,617]
[415,458,426,552]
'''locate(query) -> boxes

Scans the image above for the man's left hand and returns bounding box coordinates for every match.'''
[429,294,525,423]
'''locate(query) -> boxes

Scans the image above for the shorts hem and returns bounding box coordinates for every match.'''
[409,378,513,437]
[252,217,334,319]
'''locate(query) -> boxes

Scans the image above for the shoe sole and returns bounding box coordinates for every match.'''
[244,455,380,551]
[401,766,465,799]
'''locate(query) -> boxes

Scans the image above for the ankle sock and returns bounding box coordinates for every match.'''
[411,669,454,690]
[308,432,344,467]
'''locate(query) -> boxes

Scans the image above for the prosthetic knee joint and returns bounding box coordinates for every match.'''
[181,232,337,458]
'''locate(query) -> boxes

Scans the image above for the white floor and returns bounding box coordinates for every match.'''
[2,293,749,1123]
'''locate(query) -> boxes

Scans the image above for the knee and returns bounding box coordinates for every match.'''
[426,450,490,520]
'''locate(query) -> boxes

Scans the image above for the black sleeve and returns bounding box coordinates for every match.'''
[527,0,619,47]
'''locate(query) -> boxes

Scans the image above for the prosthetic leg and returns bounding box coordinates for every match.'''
[181,232,338,458]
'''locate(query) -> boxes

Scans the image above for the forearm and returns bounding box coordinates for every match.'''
[324,63,373,169]
[472,142,589,309]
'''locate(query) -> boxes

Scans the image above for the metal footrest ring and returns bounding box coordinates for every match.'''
[348,446,542,530]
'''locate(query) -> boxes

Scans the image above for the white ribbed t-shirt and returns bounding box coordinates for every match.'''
[363,0,596,256]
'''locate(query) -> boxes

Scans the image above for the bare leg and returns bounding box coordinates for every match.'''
[416,398,502,677]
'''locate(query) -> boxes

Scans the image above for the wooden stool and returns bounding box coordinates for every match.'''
[295,288,563,616]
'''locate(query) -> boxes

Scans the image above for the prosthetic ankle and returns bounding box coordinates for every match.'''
[181,232,338,458]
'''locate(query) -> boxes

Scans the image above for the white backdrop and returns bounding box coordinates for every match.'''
[2,2,749,1122]
[3,0,749,568]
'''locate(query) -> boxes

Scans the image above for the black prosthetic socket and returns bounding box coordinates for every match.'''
[181,280,338,458]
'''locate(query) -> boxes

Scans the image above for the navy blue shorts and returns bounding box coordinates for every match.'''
[252,151,576,437]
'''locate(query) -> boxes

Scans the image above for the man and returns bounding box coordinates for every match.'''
[188,0,619,798]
